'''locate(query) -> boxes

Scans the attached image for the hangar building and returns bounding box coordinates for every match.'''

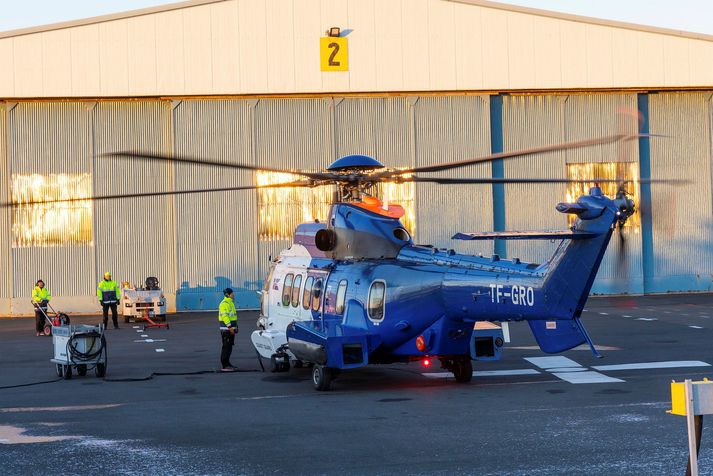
[0,0,712,315]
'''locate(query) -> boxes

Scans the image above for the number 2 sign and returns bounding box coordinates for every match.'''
[320,37,348,72]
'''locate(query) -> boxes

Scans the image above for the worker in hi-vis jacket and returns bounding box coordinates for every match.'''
[97,272,121,329]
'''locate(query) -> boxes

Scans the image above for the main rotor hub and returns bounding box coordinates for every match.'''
[327,154,385,171]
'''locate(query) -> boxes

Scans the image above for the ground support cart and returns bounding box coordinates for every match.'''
[51,324,107,379]
[32,301,70,336]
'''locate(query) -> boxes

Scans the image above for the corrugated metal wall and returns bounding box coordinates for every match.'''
[503,95,567,265]
[254,98,334,280]
[8,102,95,297]
[414,95,492,255]
[334,97,414,167]
[1,92,712,313]
[648,92,713,292]
[172,99,259,309]
[502,93,643,294]
[0,103,10,299]
[564,94,643,294]
[93,101,176,293]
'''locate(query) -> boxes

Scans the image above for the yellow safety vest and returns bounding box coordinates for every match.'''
[97,279,121,303]
[218,297,238,331]
[32,286,51,303]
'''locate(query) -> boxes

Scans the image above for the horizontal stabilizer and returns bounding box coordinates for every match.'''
[452,230,600,241]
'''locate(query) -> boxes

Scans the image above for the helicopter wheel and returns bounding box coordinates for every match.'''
[451,356,473,383]
[270,353,290,373]
[312,365,332,391]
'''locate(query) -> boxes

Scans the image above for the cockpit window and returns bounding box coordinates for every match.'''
[368,281,386,320]
[282,273,293,306]
[335,279,348,315]
[263,266,275,291]
[291,275,302,307]
[302,276,314,309]
[311,278,323,311]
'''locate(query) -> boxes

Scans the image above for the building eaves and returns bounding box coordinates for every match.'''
[1,0,712,43]
[0,0,227,39]
[449,0,713,42]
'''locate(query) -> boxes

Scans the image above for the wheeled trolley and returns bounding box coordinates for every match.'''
[32,301,70,336]
[51,324,107,379]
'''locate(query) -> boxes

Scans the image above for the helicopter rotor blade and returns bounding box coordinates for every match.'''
[105,152,340,182]
[372,133,642,179]
[393,177,688,186]
[0,180,318,208]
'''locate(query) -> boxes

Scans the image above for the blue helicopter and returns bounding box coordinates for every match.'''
[6,133,672,391]
[241,134,663,391]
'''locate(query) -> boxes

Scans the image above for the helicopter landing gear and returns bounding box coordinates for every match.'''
[312,365,333,391]
[440,356,473,383]
[270,352,290,373]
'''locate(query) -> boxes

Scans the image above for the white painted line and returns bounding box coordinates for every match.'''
[141,334,148,337]
[623,315,632,318]
[682,313,690,316]
[593,361,711,372]
[155,349,165,353]
[547,367,588,373]
[509,345,622,351]
[689,326,703,329]
[636,318,657,321]
[552,371,624,384]
[599,312,609,315]
[525,356,582,369]
[132,339,167,343]
[132,326,140,329]
[422,369,540,379]
[0,404,122,413]
[583,309,589,312]
[474,369,540,377]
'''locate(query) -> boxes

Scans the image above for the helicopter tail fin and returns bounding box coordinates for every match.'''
[541,189,622,317]
[528,318,601,357]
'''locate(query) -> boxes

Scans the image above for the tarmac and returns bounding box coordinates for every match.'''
[1,293,713,475]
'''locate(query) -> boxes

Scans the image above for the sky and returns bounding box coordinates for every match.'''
[0,0,711,35]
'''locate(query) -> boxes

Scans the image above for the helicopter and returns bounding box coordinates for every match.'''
[4,130,678,391]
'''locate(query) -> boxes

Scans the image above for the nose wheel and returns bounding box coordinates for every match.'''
[440,356,473,383]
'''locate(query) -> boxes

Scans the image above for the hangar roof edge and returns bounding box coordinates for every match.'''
[447,0,713,42]
[0,0,711,43]
[0,0,228,39]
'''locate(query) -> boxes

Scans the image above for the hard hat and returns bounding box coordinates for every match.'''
[223,288,234,296]
[104,272,112,278]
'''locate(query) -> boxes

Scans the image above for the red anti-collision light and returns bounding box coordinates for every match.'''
[415,335,427,352]
[422,358,431,367]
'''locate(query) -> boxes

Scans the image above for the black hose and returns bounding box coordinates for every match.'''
[103,369,258,382]
[66,331,105,362]
[0,378,62,390]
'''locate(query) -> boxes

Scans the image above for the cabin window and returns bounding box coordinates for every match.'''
[281,273,293,306]
[291,275,302,307]
[368,281,386,320]
[302,276,314,309]
[335,279,348,315]
[311,278,323,311]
